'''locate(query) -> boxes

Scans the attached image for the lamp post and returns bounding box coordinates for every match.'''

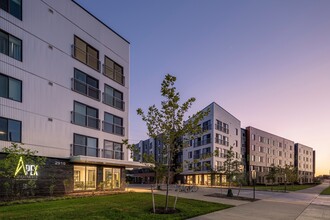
[284,173,287,193]
[251,170,256,200]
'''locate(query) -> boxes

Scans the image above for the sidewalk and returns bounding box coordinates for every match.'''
[189,183,330,220]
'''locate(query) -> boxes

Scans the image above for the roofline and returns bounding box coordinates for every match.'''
[246,126,294,143]
[209,102,241,122]
[72,0,130,44]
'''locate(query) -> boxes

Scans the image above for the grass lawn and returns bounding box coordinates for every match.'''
[0,193,232,220]
[245,184,317,192]
[320,186,330,195]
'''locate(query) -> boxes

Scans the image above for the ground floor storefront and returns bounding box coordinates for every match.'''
[183,173,227,186]
[0,154,144,199]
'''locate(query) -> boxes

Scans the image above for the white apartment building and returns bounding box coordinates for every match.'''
[0,0,143,195]
[182,102,241,186]
[295,143,315,184]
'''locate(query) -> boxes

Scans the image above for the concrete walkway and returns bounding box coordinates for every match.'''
[129,183,330,220]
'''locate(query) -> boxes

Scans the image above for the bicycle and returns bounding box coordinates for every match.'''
[185,184,199,193]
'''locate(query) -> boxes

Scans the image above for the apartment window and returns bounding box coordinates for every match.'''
[216,161,222,170]
[0,73,22,102]
[252,134,255,140]
[74,165,97,190]
[215,120,229,134]
[72,68,100,100]
[278,151,282,156]
[267,148,270,154]
[73,134,98,157]
[279,142,282,147]
[235,140,238,147]
[259,146,264,153]
[0,117,21,142]
[0,0,22,20]
[202,133,211,145]
[72,36,100,71]
[259,156,264,162]
[252,145,255,151]
[202,120,211,131]
[188,151,192,159]
[103,84,125,111]
[103,167,121,189]
[193,150,201,159]
[236,128,238,135]
[103,112,124,136]
[104,140,123,160]
[0,29,22,61]
[251,155,255,162]
[290,145,293,150]
[103,56,125,85]
[72,102,99,129]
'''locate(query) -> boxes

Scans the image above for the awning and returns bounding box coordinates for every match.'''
[70,156,152,168]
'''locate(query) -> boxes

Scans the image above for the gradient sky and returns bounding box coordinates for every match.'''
[76,0,330,175]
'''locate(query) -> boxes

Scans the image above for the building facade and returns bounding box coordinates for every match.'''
[294,143,315,184]
[0,0,143,196]
[182,102,241,186]
[246,127,295,184]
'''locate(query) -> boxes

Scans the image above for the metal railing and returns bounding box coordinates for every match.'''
[215,138,229,146]
[102,121,125,136]
[71,144,99,157]
[102,93,125,111]
[102,149,124,160]
[71,111,100,130]
[103,64,125,86]
[215,124,229,134]
[71,45,100,72]
[71,78,100,101]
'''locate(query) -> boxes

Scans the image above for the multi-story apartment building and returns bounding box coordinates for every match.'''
[0,0,143,195]
[182,102,241,186]
[246,127,295,184]
[295,143,315,184]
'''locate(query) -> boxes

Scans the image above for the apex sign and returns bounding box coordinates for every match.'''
[14,156,39,177]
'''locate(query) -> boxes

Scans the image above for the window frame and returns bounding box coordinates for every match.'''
[73,35,100,72]
[103,55,125,86]
[0,116,22,143]
[0,29,22,61]
[73,133,98,157]
[0,0,22,20]
[72,101,100,130]
[0,73,22,102]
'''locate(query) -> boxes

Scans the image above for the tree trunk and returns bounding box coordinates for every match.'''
[165,151,171,211]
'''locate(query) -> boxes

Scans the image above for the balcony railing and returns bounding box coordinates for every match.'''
[102,93,125,111]
[215,138,229,146]
[215,124,229,134]
[193,154,200,159]
[71,78,100,101]
[103,64,125,86]
[102,149,124,160]
[71,144,99,157]
[201,138,211,145]
[71,45,100,72]
[202,124,212,131]
[71,111,100,130]
[102,121,125,136]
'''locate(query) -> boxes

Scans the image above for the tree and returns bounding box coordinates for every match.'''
[0,143,46,199]
[222,146,242,197]
[129,74,208,212]
[283,164,298,185]
[265,164,278,191]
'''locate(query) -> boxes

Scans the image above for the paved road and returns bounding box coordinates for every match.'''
[129,182,330,220]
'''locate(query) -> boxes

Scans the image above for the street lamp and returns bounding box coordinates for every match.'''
[251,170,256,200]
[284,173,287,193]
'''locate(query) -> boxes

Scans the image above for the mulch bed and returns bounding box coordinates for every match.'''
[205,193,259,202]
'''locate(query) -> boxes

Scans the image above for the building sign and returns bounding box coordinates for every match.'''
[14,156,39,177]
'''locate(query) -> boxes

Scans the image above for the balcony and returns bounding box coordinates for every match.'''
[71,44,100,72]
[71,78,100,101]
[215,124,229,134]
[71,111,100,130]
[102,121,125,136]
[103,64,125,86]
[215,138,229,146]
[102,149,124,160]
[102,93,125,111]
[71,144,99,157]
[201,138,211,145]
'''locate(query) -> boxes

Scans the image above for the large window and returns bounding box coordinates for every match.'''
[73,165,97,190]
[0,0,22,20]
[104,140,123,160]
[103,56,124,86]
[71,101,99,129]
[0,117,21,142]
[103,112,124,136]
[72,68,100,100]
[103,168,121,189]
[215,120,229,134]
[0,73,22,102]
[72,134,98,157]
[103,84,124,111]
[72,36,100,71]
[0,29,22,61]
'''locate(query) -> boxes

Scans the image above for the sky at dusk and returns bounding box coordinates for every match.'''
[76,0,330,175]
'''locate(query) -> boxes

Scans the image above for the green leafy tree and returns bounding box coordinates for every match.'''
[265,164,278,191]
[283,164,298,185]
[0,143,46,199]
[222,146,242,197]
[128,74,208,211]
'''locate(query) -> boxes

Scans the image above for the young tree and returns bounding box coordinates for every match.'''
[265,164,278,191]
[132,74,208,211]
[222,146,242,197]
[283,164,298,186]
